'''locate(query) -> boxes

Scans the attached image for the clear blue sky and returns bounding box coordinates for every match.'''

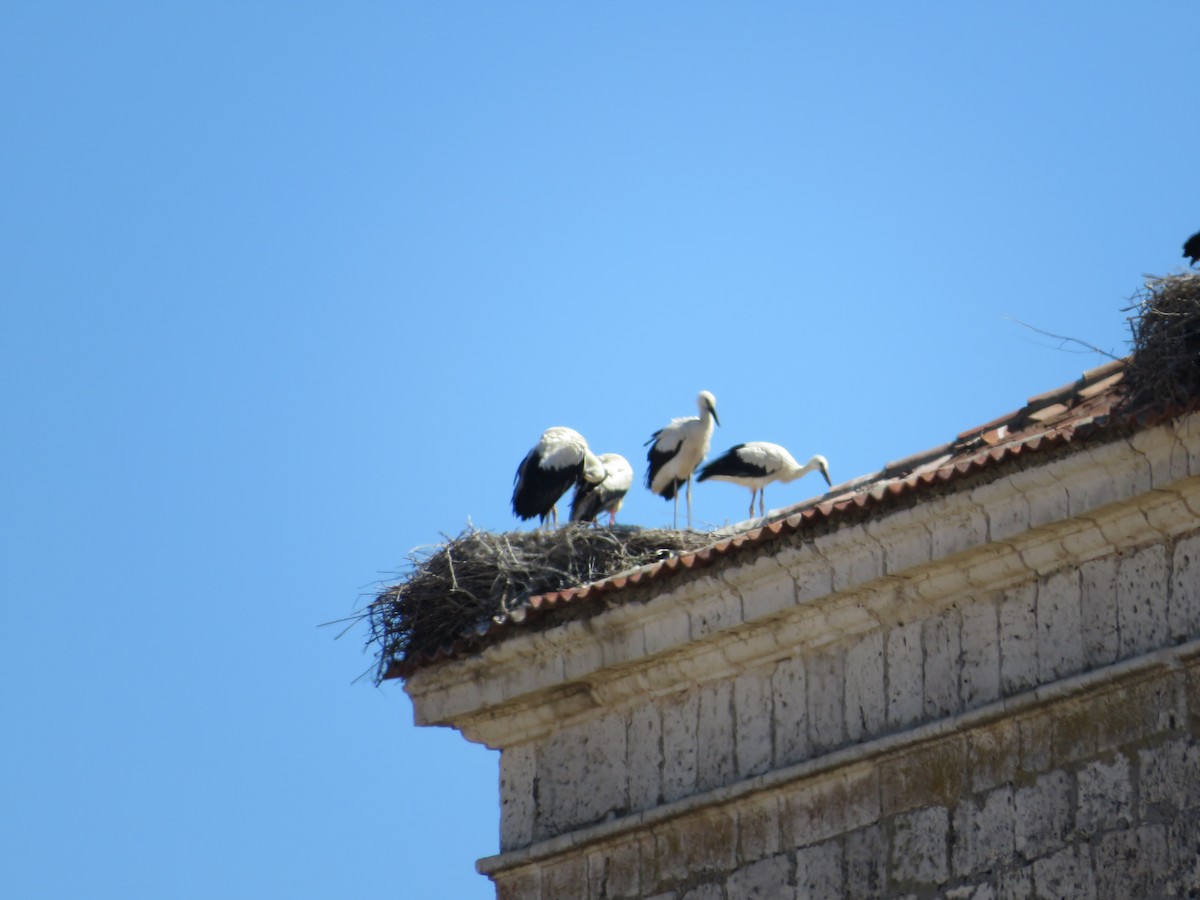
[2,3,1195,898]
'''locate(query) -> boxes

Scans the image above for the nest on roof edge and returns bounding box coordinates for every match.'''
[1124,272,1200,411]
[368,525,713,683]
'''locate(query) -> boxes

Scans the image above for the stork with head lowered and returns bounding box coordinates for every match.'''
[512,427,605,528]
[698,441,831,520]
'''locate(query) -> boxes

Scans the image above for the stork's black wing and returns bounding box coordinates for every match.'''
[697,444,769,481]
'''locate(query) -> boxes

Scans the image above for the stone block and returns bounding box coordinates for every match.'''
[535,713,628,839]
[1065,446,1138,517]
[1131,425,1191,487]
[828,531,885,593]
[661,687,699,803]
[782,545,834,605]
[628,702,663,812]
[540,854,587,900]
[1080,555,1119,668]
[887,620,924,729]
[1057,519,1112,567]
[992,867,1033,899]
[963,545,1030,593]
[725,853,794,900]
[718,626,781,668]
[737,794,782,863]
[698,680,735,791]
[968,719,1018,794]
[1117,544,1170,659]
[1091,672,1181,755]
[999,582,1038,696]
[845,630,886,743]
[960,601,1000,710]
[1167,808,1200,889]
[795,839,842,900]
[785,766,879,849]
[868,510,932,576]
[1019,711,1053,777]
[1171,531,1200,642]
[880,736,967,815]
[678,811,737,878]
[1032,845,1096,900]
[680,884,723,900]
[1016,468,1070,529]
[1076,754,1133,836]
[928,497,989,560]
[807,646,845,755]
[597,838,641,900]
[728,556,794,622]
[734,669,772,779]
[1017,535,1070,578]
[844,825,887,899]
[1014,770,1072,859]
[1050,694,1099,765]
[499,742,536,850]
[923,608,962,720]
[971,476,1030,543]
[495,865,541,900]
[771,655,810,767]
[951,786,1015,879]
[643,608,693,657]
[1092,825,1168,900]
[690,586,745,642]
[889,805,949,887]
[1139,737,1200,818]
[1036,569,1084,682]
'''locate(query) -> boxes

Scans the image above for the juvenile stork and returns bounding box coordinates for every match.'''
[1184,230,1200,267]
[570,453,634,526]
[698,442,831,519]
[512,427,604,528]
[645,390,720,530]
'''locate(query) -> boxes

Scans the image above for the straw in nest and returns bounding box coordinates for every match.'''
[368,525,713,682]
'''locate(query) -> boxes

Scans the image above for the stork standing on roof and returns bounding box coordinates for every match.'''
[698,442,832,520]
[570,452,633,526]
[512,427,605,528]
[645,390,720,530]
[1184,230,1200,267]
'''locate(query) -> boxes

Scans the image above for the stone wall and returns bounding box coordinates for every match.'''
[403,416,1200,898]
[489,646,1200,898]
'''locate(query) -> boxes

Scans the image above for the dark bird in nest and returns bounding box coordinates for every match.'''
[512,427,605,528]
[1184,230,1200,267]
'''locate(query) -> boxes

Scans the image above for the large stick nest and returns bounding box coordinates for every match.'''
[1124,272,1200,410]
[368,525,713,682]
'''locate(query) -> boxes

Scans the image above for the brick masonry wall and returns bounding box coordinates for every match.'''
[493,652,1200,899]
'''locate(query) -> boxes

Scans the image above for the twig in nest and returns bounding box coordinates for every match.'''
[1004,316,1120,359]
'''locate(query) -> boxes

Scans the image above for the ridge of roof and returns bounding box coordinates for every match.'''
[390,357,1162,680]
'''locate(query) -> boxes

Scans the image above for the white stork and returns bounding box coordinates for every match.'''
[645,390,720,530]
[570,453,634,526]
[698,442,831,519]
[512,427,605,528]
[1185,230,1200,267]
